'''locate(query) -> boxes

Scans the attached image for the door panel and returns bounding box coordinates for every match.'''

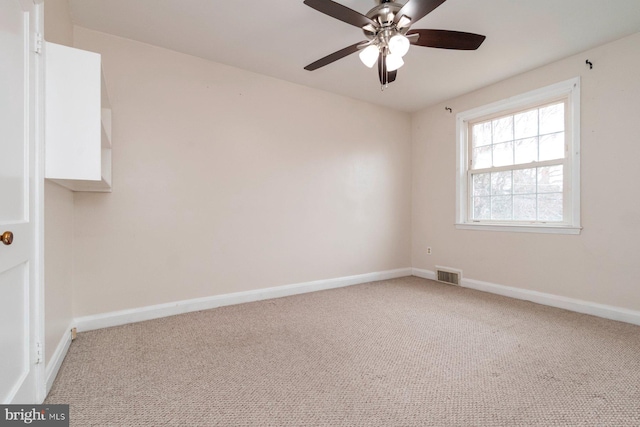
[0,0,27,222]
[0,264,29,402]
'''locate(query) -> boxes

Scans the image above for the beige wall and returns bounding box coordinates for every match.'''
[43,182,73,363]
[71,27,412,317]
[43,0,73,46]
[412,32,640,311]
[45,8,639,329]
[43,0,74,364]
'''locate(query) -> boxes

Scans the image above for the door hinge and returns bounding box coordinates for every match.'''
[35,342,43,364]
[34,32,43,55]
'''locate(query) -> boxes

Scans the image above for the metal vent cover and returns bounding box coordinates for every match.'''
[435,266,462,286]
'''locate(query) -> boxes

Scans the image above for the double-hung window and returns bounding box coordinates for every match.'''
[456,78,581,234]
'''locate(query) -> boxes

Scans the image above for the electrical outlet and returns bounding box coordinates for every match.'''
[427,247,432,255]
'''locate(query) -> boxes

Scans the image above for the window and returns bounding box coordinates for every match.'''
[456,78,581,234]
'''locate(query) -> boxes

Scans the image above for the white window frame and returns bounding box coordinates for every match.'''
[455,77,581,235]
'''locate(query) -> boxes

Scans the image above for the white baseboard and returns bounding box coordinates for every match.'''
[73,265,640,333]
[412,268,640,326]
[411,268,436,281]
[75,268,413,332]
[45,323,73,394]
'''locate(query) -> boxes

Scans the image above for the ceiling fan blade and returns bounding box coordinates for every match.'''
[377,52,386,85]
[304,41,366,71]
[304,0,377,28]
[376,52,397,85]
[407,29,486,50]
[395,0,447,24]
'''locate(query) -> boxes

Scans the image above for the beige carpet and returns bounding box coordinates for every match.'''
[45,276,640,426]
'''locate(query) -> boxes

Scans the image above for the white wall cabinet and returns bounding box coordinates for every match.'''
[45,42,112,192]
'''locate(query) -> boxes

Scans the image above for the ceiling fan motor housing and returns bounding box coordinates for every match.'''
[363,2,408,47]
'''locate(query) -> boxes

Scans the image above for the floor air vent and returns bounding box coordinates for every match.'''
[436,266,462,286]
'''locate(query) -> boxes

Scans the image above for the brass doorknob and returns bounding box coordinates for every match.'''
[1,231,13,245]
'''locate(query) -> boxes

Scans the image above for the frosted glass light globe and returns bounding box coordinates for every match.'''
[386,53,404,71]
[359,45,379,68]
[389,34,410,57]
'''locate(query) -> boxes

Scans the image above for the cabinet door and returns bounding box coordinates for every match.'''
[45,42,102,181]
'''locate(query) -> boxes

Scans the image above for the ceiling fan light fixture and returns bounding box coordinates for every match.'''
[362,23,377,33]
[397,15,412,30]
[359,45,379,68]
[389,34,410,57]
[386,53,404,72]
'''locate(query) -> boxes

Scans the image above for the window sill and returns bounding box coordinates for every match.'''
[455,222,582,235]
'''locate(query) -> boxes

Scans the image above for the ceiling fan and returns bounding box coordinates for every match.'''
[303,0,486,87]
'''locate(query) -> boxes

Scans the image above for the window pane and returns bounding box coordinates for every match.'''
[472,122,492,147]
[472,173,491,196]
[513,168,536,194]
[538,193,563,221]
[472,146,492,169]
[473,196,491,219]
[492,141,513,167]
[513,195,537,220]
[492,116,513,144]
[539,102,564,135]
[539,132,564,161]
[491,171,512,195]
[491,195,512,220]
[514,109,538,139]
[538,165,563,193]
[514,137,538,164]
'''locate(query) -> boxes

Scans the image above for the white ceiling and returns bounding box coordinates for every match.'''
[68,0,640,112]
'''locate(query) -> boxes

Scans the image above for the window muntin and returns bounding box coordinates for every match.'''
[468,101,567,223]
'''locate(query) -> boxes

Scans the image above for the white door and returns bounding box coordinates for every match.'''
[0,0,44,403]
